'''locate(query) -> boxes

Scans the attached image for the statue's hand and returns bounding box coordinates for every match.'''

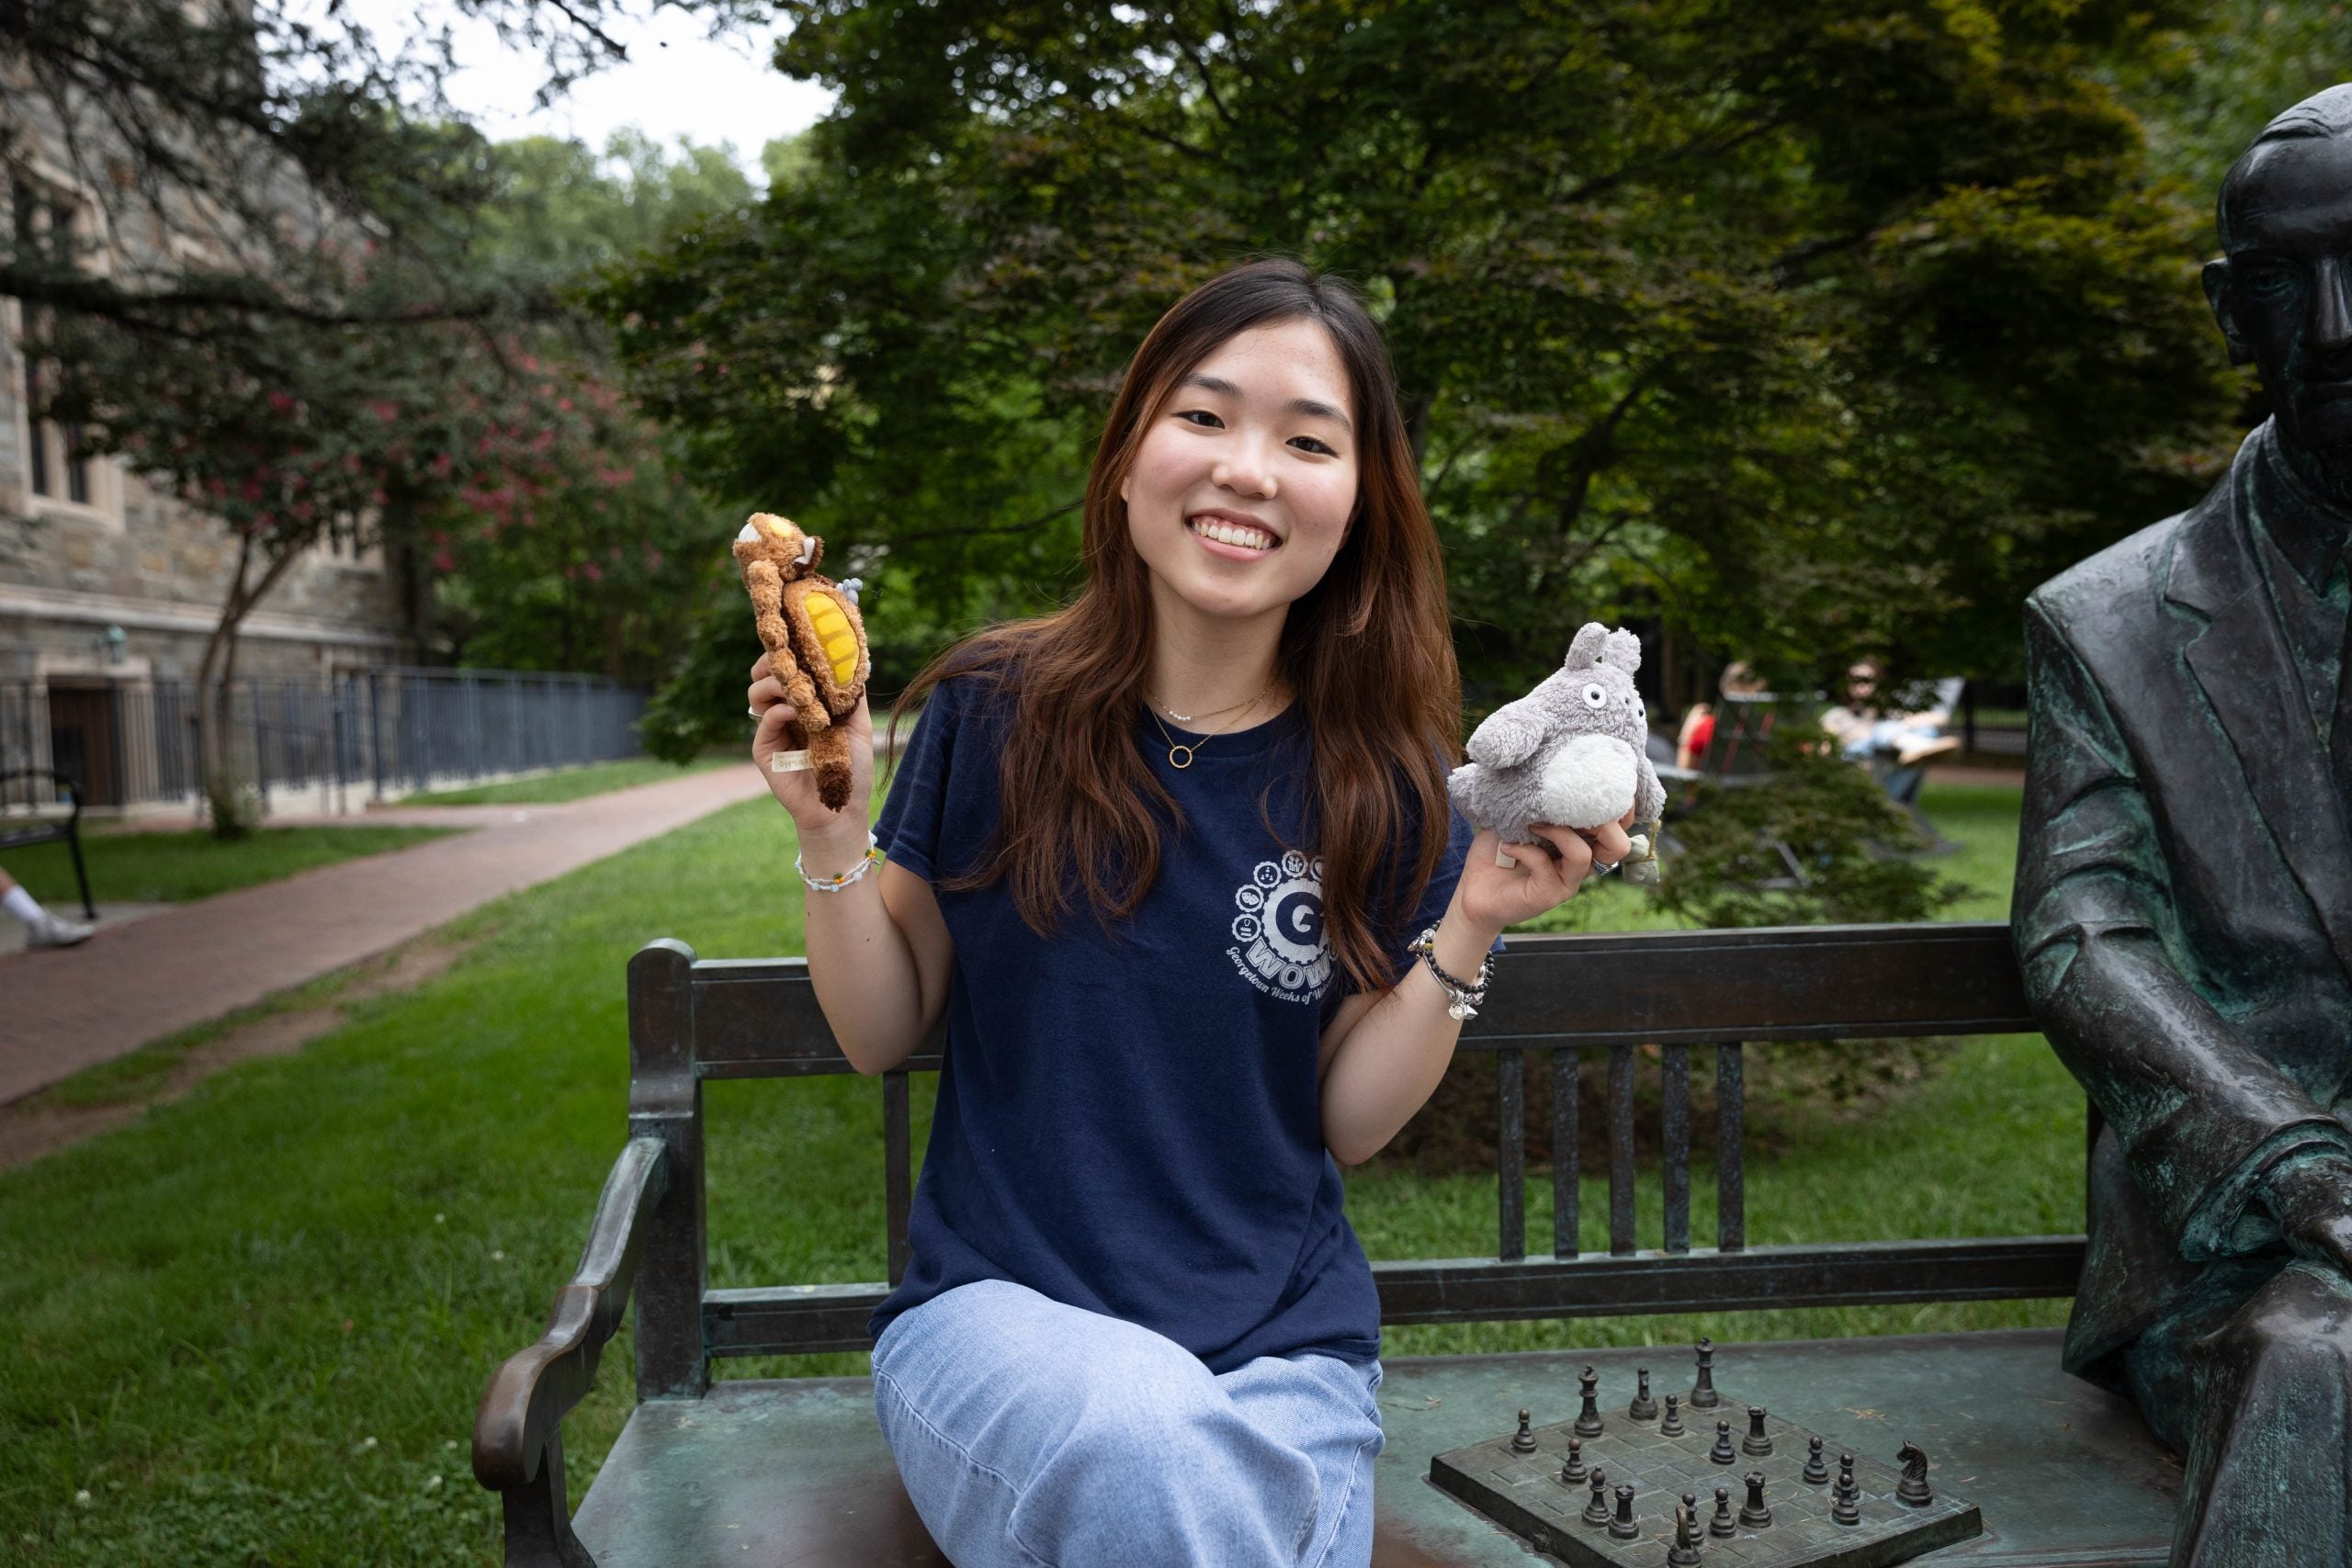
[2264,1153,2352,1277]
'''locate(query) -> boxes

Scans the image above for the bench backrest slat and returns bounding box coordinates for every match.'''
[699,1235,2087,1356]
[1662,1043,1691,1254]
[884,1071,913,1290]
[1607,1045,1637,1255]
[1517,1042,1749,1262]
[1551,1050,1578,1258]
[1458,922,2033,1047]
[1719,1043,1747,1251]
[1498,1050,1525,1260]
[676,922,2031,1076]
[631,919,2052,1362]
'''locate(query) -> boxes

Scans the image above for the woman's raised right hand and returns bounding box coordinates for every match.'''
[747,651,876,846]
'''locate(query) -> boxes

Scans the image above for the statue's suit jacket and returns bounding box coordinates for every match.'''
[2018,423,2352,1383]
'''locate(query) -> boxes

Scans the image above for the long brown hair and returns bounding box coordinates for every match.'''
[885,256,1461,998]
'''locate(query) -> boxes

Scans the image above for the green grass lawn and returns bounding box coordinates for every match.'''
[6,825,462,908]
[1919,782,2024,921]
[0,781,2040,1564]
[397,754,729,807]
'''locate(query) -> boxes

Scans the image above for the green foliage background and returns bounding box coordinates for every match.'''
[599,0,2352,753]
[405,135,766,683]
[14,0,2349,720]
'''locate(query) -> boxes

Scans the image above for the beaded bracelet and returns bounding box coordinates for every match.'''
[1408,924,1496,1021]
[797,831,882,893]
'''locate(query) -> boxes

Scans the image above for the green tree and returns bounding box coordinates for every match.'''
[2121,0,2352,193]
[423,131,760,687]
[609,0,2239,754]
[761,130,820,190]
[474,130,760,285]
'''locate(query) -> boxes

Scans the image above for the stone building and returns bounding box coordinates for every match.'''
[1,100,425,808]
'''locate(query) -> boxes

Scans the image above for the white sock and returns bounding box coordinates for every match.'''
[4,886,46,927]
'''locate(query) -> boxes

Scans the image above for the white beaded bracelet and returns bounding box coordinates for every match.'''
[797,831,881,893]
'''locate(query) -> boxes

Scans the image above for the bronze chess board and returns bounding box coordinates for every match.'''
[1428,1344,1981,1568]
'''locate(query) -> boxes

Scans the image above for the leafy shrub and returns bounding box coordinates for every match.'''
[639,592,758,766]
[1649,731,1962,931]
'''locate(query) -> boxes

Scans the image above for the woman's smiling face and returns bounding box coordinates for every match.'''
[1121,317,1361,626]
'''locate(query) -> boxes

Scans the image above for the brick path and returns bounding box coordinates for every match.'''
[0,764,771,1106]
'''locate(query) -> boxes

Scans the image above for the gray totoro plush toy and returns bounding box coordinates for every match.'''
[1448,621,1665,882]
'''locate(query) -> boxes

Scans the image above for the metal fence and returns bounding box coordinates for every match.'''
[0,668,646,814]
[1957,682,2028,758]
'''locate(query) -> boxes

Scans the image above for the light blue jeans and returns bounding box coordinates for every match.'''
[1840,716,1941,761]
[871,1278,1386,1567]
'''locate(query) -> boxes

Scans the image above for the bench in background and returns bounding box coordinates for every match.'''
[473,921,2181,1567]
[0,768,96,920]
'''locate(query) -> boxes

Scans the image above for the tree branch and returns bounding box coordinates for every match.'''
[873,498,1080,550]
[1423,431,1485,507]
[1555,115,1785,208]
[1165,28,1238,130]
[0,264,549,334]
[1546,367,1659,536]
[1557,511,1632,581]
[1771,228,1875,288]
[529,0,632,67]
[1119,117,1235,170]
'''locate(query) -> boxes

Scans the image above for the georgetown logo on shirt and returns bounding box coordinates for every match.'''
[1227,851,1335,1004]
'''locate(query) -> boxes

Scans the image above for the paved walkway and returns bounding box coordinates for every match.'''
[0,764,771,1106]
[1923,763,2025,787]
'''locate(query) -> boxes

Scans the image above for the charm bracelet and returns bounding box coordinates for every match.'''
[1409,925,1496,1021]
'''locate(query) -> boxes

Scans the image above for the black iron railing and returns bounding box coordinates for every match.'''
[0,668,646,811]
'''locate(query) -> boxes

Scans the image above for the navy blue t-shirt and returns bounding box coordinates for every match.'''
[866,671,1479,1373]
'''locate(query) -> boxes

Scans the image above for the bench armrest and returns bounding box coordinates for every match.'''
[472,1136,670,1491]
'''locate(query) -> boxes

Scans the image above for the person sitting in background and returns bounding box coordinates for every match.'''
[1674,660,1769,771]
[2,865,92,949]
[1818,660,1962,768]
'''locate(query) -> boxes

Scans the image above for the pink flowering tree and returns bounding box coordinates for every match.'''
[421,372,727,682]
[42,279,637,829]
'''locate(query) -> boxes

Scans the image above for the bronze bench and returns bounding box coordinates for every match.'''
[472,920,2182,1566]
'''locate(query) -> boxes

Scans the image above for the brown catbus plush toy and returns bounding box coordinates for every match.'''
[733,512,870,811]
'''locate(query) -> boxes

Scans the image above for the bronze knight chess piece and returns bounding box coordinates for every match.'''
[2017,82,2352,1568]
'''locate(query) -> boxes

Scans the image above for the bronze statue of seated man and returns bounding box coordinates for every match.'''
[2017,84,2352,1568]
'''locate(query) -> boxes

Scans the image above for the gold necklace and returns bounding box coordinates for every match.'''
[1146,676,1273,769]
[1151,686,1265,725]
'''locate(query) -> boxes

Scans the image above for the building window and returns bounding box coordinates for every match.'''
[23,352,48,498]
[8,168,119,523]
[21,351,91,504]
[315,510,382,570]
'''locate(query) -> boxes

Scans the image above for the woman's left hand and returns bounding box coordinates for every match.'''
[1453,812,1636,938]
